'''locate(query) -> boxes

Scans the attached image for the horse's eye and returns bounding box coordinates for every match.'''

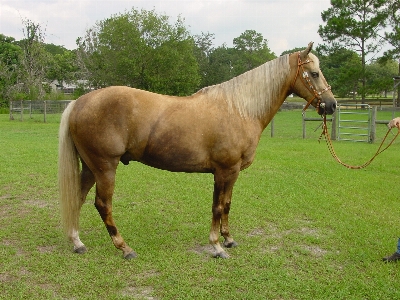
[311,72,319,78]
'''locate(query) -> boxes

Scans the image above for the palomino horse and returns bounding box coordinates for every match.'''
[59,42,336,259]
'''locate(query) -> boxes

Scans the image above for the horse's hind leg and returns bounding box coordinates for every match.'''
[94,165,136,259]
[70,160,95,254]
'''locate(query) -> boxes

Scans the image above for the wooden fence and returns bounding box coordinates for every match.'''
[9,100,73,123]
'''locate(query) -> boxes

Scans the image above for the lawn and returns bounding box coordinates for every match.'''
[1,109,400,299]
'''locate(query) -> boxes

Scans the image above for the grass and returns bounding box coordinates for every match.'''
[1,109,400,299]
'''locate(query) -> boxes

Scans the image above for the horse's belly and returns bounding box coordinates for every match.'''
[138,147,212,173]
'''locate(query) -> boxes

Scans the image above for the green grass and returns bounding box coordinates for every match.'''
[1,110,400,299]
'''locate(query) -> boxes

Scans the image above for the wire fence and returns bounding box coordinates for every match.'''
[9,100,73,123]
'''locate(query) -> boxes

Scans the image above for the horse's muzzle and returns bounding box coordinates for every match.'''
[318,100,337,115]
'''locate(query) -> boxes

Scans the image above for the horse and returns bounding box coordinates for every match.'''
[58,42,336,259]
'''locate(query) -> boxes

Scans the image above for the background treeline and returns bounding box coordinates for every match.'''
[0,1,399,109]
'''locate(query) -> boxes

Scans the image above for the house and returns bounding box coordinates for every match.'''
[50,80,92,94]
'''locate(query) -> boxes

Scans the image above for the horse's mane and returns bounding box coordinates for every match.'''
[197,55,290,118]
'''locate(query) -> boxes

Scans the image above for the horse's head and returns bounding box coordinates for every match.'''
[290,42,336,115]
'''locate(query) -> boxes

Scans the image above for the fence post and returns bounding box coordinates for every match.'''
[20,100,23,121]
[9,101,13,120]
[370,106,377,143]
[331,111,336,140]
[43,100,47,123]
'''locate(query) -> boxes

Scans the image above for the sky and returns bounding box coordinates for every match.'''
[0,0,332,56]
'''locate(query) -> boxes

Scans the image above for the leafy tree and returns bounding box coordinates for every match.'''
[366,59,398,96]
[281,47,307,57]
[195,30,276,88]
[317,45,362,98]
[45,43,68,56]
[232,30,276,75]
[318,0,389,102]
[16,19,51,100]
[0,34,22,104]
[383,0,400,61]
[204,45,236,86]
[46,50,78,87]
[193,32,215,89]
[76,8,200,95]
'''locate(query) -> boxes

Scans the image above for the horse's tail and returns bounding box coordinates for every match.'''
[58,100,81,238]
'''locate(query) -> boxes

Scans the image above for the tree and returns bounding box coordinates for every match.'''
[0,34,22,104]
[194,31,276,88]
[317,45,363,98]
[383,0,400,61]
[318,0,389,102]
[17,19,50,100]
[232,30,276,75]
[76,8,200,95]
[46,50,79,88]
[193,32,215,89]
[204,45,236,86]
[366,59,398,97]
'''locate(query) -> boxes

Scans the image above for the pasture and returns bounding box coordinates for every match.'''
[1,109,400,299]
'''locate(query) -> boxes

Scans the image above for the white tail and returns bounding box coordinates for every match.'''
[58,101,81,238]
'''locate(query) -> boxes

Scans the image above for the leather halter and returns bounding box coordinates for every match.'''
[291,52,331,112]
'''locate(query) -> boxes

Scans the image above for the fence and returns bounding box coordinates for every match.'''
[337,104,372,142]
[9,100,72,122]
[300,104,398,143]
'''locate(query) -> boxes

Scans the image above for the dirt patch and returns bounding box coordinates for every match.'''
[37,245,57,254]
[121,285,157,300]
[0,273,16,282]
[189,244,215,257]
[247,228,265,237]
[24,199,50,208]
[302,245,328,257]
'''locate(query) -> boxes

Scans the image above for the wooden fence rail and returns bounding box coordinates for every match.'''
[9,100,73,123]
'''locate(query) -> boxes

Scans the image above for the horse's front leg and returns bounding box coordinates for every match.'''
[94,168,137,259]
[210,166,239,258]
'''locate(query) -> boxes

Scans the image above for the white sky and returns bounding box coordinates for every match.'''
[0,0,332,56]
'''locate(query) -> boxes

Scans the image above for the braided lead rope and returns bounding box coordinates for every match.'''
[319,114,400,169]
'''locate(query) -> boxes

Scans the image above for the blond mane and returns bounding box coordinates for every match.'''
[199,55,290,118]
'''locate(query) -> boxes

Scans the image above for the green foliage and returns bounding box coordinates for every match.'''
[200,45,236,86]
[0,34,22,103]
[76,8,200,95]
[196,30,276,88]
[318,0,390,100]
[17,19,50,100]
[383,0,400,60]
[366,60,398,96]
[44,43,68,56]
[317,46,363,97]
[232,29,276,74]
[47,50,79,84]
[319,0,388,54]
[2,111,400,299]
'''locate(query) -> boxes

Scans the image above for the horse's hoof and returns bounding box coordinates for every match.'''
[124,251,137,260]
[224,241,238,248]
[214,251,229,259]
[74,246,87,254]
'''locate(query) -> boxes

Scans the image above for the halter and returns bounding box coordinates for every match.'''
[291,52,331,112]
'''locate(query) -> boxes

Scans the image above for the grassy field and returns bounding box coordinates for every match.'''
[1,109,400,299]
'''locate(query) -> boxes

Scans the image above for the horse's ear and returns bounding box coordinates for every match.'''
[300,42,314,60]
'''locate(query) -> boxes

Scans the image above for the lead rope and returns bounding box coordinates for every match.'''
[318,114,400,169]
